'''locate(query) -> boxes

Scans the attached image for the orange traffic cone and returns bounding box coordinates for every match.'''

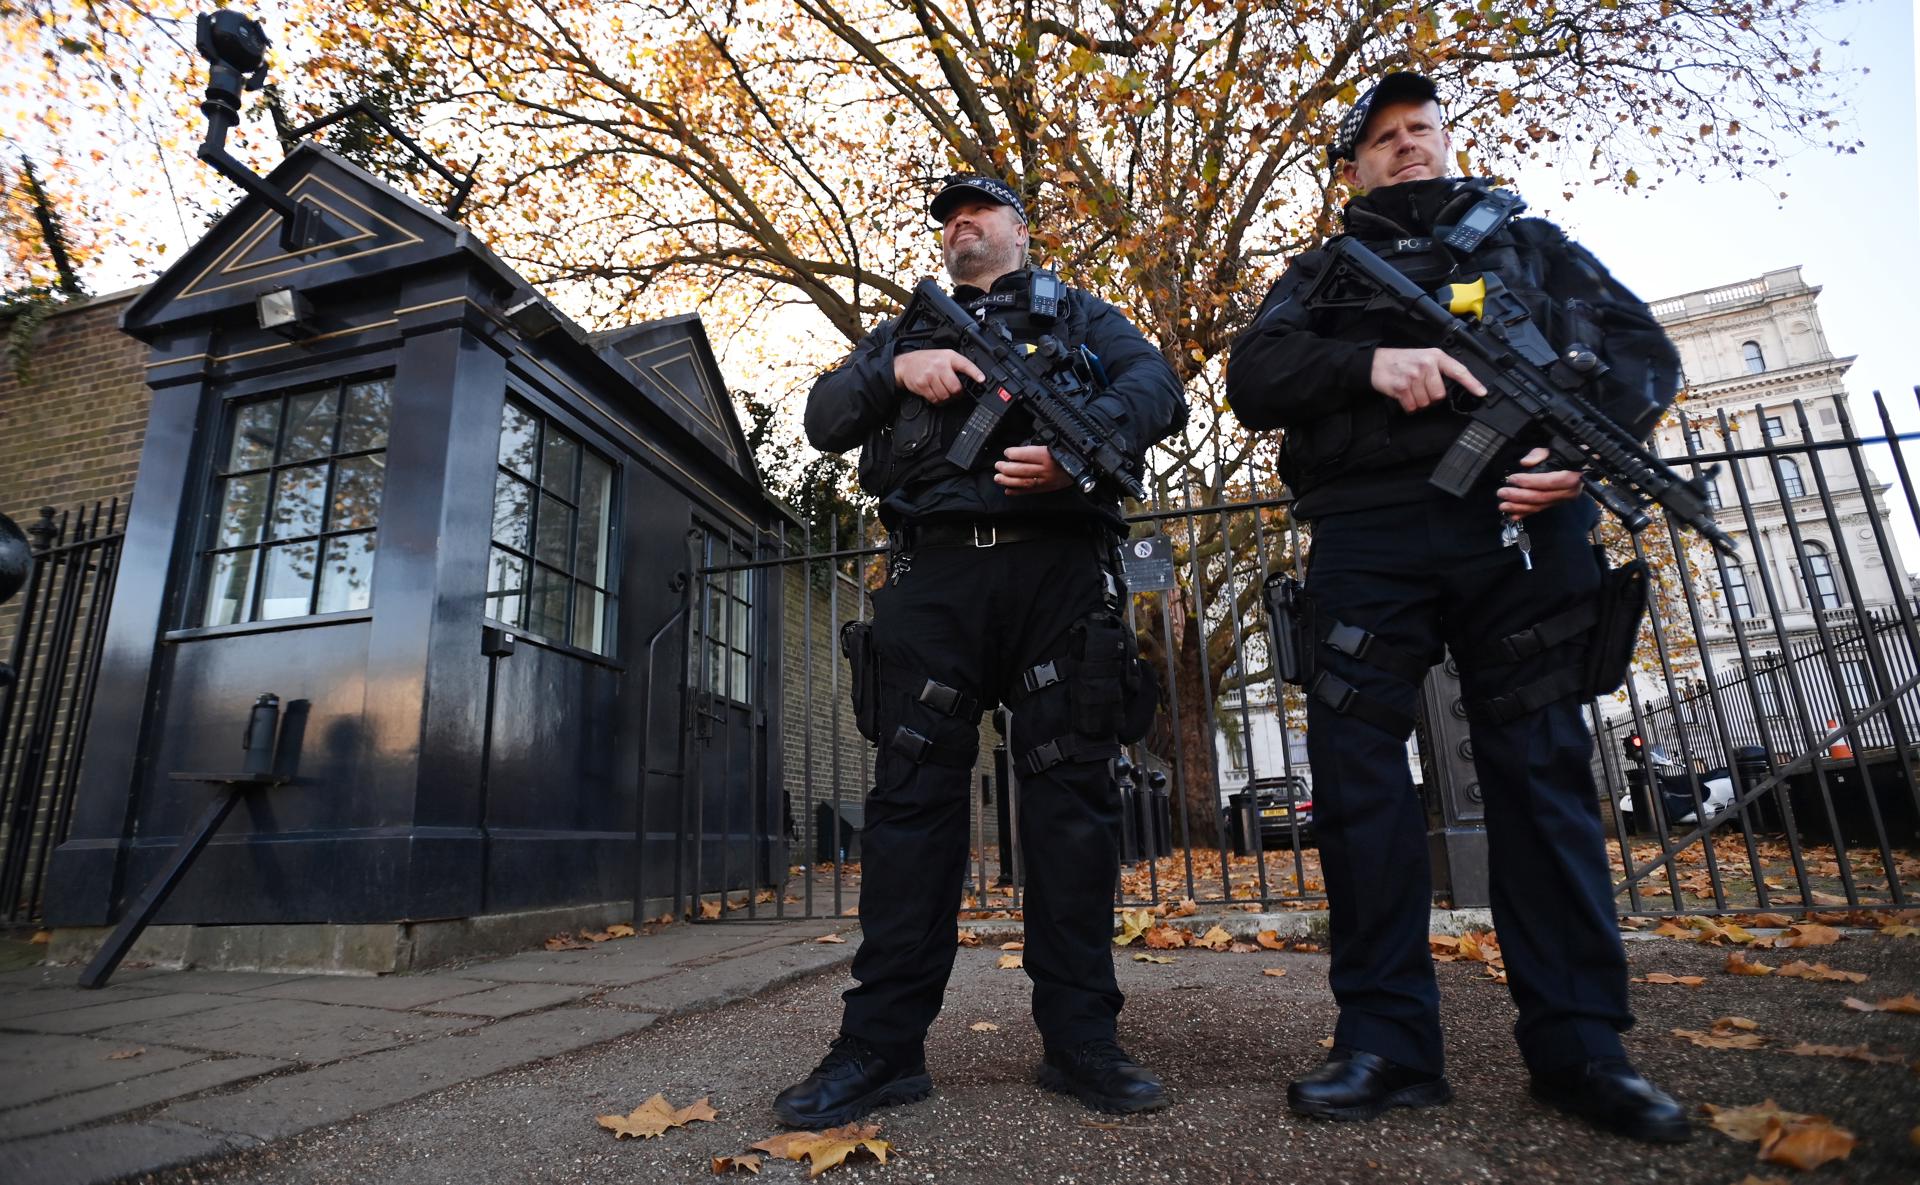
[1826,720,1853,760]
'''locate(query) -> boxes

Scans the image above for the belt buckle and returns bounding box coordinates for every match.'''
[972,523,997,548]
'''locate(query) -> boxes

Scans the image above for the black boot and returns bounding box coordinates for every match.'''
[1038,1039,1168,1114]
[772,1035,933,1128]
[1530,1059,1691,1143]
[1287,1049,1452,1121]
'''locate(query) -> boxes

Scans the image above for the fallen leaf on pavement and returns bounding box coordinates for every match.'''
[998,953,1023,970]
[957,928,981,947]
[1292,941,1322,953]
[581,929,613,942]
[1257,930,1287,951]
[1318,1036,1335,1049]
[1634,973,1706,987]
[29,930,49,944]
[598,1094,719,1140]
[1228,941,1261,954]
[751,1123,891,1177]
[1263,968,1287,978]
[1783,1042,1908,1065]
[1774,960,1865,983]
[607,924,636,938]
[1747,913,1797,928]
[1881,923,1920,937]
[700,901,722,920]
[1132,953,1173,964]
[1843,994,1920,1014]
[814,933,847,944]
[1760,924,1842,949]
[841,906,859,917]
[546,933,591,951]
[1113,908,1154,946]
[1703,1099,1812,1142]
[1143,925,1189,950]
[1726,953,1775,976]
[1192,925,1234,951]
[1759,1114,1855,1171]
[970,1021,999,1032]
[1000,940,1024,951]
[105,1048,144,1060]
[651,912,676,926]
[711,1154,761,1174]
[1674,1023,1765,1050]
[1715,1016,1760,1031]
[1165,898,1199,919]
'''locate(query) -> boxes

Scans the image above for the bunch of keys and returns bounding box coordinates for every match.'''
[1500,516,1533,571]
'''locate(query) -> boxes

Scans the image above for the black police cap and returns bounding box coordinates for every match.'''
[1329,72,1441,163]
[929,175,1027,224]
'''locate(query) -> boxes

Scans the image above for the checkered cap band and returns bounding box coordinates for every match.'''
[930,175,1027,223]
[1330,73,1439,163]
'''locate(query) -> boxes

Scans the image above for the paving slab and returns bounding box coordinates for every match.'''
[98,970,312,994]
[4,992,236,1035]
[442,948,682,987]
[0,1033,205,1108]
[90,997,485,1063]
[240,974,491,1011]
[0,985,163,1022]
[414,982,597,1018]
[0,1055,286,1141]
[0,1119,246,1185]
[596,937,856,1016]
[160,1006,658,1142]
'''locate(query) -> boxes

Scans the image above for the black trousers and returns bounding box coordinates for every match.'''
[1304,490,1632,1076]
[840,531,1124,1053]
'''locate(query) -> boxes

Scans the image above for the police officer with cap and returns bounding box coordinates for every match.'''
[1226,74,1689,1141]
[778,174,1186,1125]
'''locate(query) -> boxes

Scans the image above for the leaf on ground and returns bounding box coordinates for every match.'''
[970,1021,999,1032]
[1114,908,1154,946]
[1843,993,1920,1014]
[956,928,981,947]
[1318,1036,1335,1049]
[651,912,676,926]
[581,929,613,942]
[607,924,636,938]
[1759,924,1842,949]
[1192,925,1234,951]
[1143,925,1189,950]
[1228,941,1261,954]
[1292,941,1322,953]
[711,1154,762,1174]
[1000,940,1024,951]
[841,906,859,917]
[1881,923,1920,938]
[1652,921,1695,939]
[998,953,1023,970]
[597,1094,718,1140]
[1783,1042,1908,1065]
[1165,898,1199,919]
[1256,930,1288,951]
[1747,913,1797,928]
[1758,1114,1856,1171]
[1726,952,1775,976]
[1132,953,1174,964]
[700,900,722,920]
[546,933,591,951]
[814,933,847,944]
[1774,960,1865,983]
[105,1048,144,1060]
[1674,1023,1765,1050]
[1703,1099,1813,1142]
[28,930,49,944]
[1262,967,1287,977]
[751,1123,890,1177]
[1634,973,1706,987]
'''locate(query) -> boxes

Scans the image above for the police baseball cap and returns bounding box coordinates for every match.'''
[929,174,1027,223]
[1329,72,1441,163]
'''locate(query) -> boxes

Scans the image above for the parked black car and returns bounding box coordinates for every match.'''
[1227,776,1314,851]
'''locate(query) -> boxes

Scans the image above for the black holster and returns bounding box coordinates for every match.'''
[1582,551,1648,698]
[839,620,881,742]
[1263,571,1315,688]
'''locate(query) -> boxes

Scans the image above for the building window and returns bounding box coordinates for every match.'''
[1704,478,1722,510]
[1764,415,1786,442]
[1724,564,1755,621]
[199,376,391,627]
[697,528,755,704]
[487,400,617,654]
[1799,542,1841,611]
[1839,658,1871,712]
[1743,341,1766,374]
[1775,457,1805,498]
[1754,666,1784,717]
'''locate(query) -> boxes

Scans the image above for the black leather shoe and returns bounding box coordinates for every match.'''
[1287,1049,1452,1121]
[1530,1060,1691,1143]
[1038,1039,1168,1114]
[772,1035,932,1128]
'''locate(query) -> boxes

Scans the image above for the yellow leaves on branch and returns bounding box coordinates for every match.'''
[596,1094,718,1140]
[1703,1099,1856,1172]
[751,1124,891,1178]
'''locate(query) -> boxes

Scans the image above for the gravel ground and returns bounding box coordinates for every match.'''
[143,932,1920,1185]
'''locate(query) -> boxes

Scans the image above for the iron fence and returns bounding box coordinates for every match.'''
[682,389,1920,926]
[0,502,124,926]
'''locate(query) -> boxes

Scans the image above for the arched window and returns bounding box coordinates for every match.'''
[1775,457,1805,499]
[1800,542,1841,611]
[1742,341,1766,374]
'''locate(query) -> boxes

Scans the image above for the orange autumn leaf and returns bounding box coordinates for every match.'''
[956,928,982,947]
[1842,993,1920,1015]
[1192,925,1234,951]
[1783,1042,1907,1066]
[606,923,636,938]
[700,900,723,920]
[997,952,1023,970]
[1703,1099,1813,1142]
[1000,940,1024,951]
[1143,925,1188,950]
[1774,960,1865,983]
[1758,1114,1856,1171]
[1256,930,1287,951]
[1634,973,1706,987]
[1725,952,1774,976]
[597,1094,718,1140]
[814,933,847,944]
[1262,967,1287,977]
[751,1123,890,1178]
[1762,924,1842,949]
[1132,953,1174,964]
[711,1153,762,1174]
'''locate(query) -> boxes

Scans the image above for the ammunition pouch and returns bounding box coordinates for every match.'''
[1005,609,1157,771]
[839,620,881,742]
[1469,547,1647,725]
[1583,551,1648,698]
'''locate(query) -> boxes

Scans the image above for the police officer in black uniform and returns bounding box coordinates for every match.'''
[775,175,1187,1126]
[1226,74,1690,1142]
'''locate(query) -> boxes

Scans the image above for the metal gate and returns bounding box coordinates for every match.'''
[0,502,124,926]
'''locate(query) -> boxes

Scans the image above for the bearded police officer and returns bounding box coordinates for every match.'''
[777,175,1186,1126]
[1226,74,1690,1142]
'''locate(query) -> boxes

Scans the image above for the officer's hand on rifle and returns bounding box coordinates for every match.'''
[894,348,986,405]
[1370,347,1486,413]
[994,444,1073,495]
[1498,447,1586,519]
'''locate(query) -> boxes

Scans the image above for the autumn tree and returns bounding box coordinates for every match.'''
[7,0,1855,843]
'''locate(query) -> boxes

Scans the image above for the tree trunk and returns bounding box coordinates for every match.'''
[1169,610,1223,850]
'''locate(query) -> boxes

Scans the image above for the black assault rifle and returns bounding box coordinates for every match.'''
[895,278,1147,500]
[1304,237,1737,555]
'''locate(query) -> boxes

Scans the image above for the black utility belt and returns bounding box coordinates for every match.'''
[891,518,1110,550]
